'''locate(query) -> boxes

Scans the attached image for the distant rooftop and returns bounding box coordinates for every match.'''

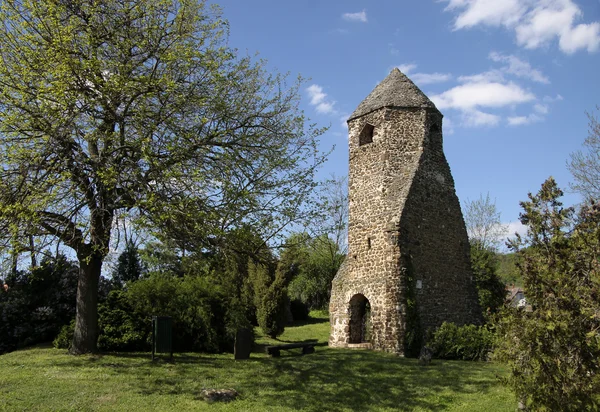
[348,68,439,121]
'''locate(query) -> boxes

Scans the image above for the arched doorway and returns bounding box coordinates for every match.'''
[349,294,371,344]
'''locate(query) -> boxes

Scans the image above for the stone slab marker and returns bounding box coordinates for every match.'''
[234,328,252,360]
[329,68,481,355]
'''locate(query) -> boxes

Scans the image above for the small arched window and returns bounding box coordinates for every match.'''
[359,123,375,146]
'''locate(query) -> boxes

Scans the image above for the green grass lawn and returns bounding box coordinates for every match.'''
[0,312,516,411]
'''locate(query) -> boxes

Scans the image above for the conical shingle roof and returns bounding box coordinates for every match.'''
[348,68,439,121]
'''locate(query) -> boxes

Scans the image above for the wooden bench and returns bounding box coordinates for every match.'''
[266,342,316,357]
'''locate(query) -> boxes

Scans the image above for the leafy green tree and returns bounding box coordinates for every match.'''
[111,242,145,287]
[496,252,521,286]
[0,0,326,353]
[495,178,600,411]
[464,194,508,320]
[286,233,344,310]
[470,243,506,319]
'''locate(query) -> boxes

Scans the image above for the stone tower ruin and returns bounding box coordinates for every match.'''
[329,68,481,355]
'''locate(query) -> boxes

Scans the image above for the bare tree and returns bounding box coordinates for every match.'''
[319,175,348,256]
[464,193,508,251]
[568,107,600,202]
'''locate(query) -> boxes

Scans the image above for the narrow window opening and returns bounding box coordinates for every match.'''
[367,237,371,249]
[359,123,375,146]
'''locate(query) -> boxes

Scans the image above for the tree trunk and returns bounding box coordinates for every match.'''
[29,235,36,268]
[11,247,18,275]
[70,254,103,354]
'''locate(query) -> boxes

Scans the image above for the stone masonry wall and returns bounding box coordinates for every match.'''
[329,105,481,355]
[330,108,426,354]
[398,110,481,332]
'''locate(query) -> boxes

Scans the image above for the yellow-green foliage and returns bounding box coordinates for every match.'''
[0,0,327,352]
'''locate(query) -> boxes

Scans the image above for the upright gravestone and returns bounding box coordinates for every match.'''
[234,328,252,360]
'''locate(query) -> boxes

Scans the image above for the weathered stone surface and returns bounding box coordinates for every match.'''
[200,388,239,403]
[418,345,433,365]
[329,69,481,356]
[349,68,438,121]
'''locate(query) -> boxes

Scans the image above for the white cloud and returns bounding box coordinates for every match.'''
[396,63,417,74]
[507,113,543,125]
[533,103,549,114]
[458,70,505,83]
[559,22,600,53]
[462,109,501,127]
[411,72,453,85]
[445,0,526,29]
[543,94,564,102]
[396,63,452,85]
[505,220,528,239]
[306,84,336,114]
[443,0,600,54]
[444,117,456,135]
[431,81,535,110]
[339,113,350,130]
[507,116,528,125]
[432,70,536,128]
[504,95,560,126]
[342,10,367,23]
[488,52,549,83]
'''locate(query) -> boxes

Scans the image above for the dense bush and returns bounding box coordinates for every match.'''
[257,278,287,338]
[470,244,507,320]
[429,322,494,361]
[54,274,233,353]
[1,254,78,354]
[52,320,75,350]
[97,289,149,351]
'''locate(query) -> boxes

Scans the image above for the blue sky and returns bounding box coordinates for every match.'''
[217,0,600,240]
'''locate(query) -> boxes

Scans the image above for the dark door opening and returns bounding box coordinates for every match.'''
[349,294,371,344]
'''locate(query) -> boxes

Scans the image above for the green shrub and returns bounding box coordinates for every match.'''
[124,274,232,353]
[470,244,507,320]
[1,255,79,354]
[53,320,75,350]
[97,289,149,351]
[257,279,287,338]
[429,322,494,361]
[53,274,234,353]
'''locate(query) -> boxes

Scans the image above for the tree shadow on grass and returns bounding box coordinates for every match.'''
[241,349,503,411]
[62,347,505,411]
